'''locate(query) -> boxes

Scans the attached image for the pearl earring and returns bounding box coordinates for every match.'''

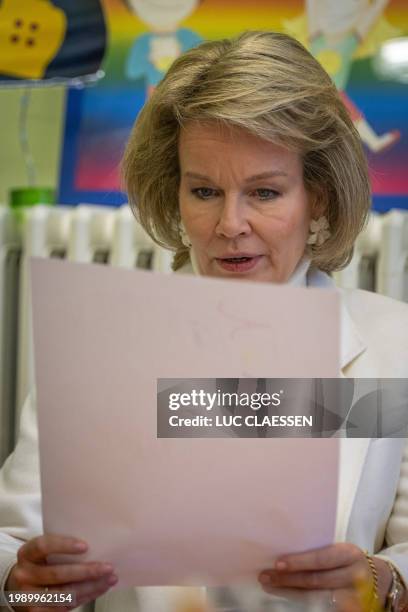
[306,216,331,247]
[179,220,192,249]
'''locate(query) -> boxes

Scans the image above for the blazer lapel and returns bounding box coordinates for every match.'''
[337,301,371,540]
[339,298,367,373]
[306,267,367,372]
[307,268,372,540]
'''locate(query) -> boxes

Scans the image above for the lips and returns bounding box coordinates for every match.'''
[215,254,263,273]
[217,253,259,259]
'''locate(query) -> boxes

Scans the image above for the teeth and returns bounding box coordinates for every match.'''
[225,257,251,262]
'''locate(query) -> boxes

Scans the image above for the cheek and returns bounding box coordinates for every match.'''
[178,188,198,226]
[263,204,309,250]
[281,196,310,239]
[190,217,217,246]
[179,199,216,245]
[264,216,303,244]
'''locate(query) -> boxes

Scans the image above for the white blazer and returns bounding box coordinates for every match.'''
[0,267,407,612]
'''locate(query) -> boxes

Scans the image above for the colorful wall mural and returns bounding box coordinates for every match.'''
[59,0,408,211]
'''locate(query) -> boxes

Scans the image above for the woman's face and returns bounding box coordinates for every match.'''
[178,122,314,283]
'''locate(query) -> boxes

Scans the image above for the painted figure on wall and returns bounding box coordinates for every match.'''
[285,0,401,153]
[125,0,202,96]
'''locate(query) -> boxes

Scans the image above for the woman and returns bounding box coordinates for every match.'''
[1,30,408,612]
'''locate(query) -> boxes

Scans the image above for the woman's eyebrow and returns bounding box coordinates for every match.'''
[184,172,214,181]
[184,171,289,181]
[244,171,289,182]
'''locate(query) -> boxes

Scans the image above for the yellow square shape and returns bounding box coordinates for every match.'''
[0,0,67,80]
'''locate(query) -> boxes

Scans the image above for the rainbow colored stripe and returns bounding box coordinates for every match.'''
[61,0,408,205]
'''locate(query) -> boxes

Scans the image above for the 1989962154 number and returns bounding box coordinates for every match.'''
[3,591,76,607]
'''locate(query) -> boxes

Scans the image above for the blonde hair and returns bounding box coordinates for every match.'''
[122,30,371,272]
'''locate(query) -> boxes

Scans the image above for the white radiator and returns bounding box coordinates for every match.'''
[377,210,408,302]
[332,211,382,292]
[0,204,173,465]
[0,205,407,465]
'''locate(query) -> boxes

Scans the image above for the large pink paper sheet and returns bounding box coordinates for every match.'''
[31,258,339,588]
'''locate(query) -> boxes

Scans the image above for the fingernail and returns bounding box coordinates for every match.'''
[107,574,118,585]
[100,563,114,574]
[275,561,287,571]
[74,541,88,551]
[259,573,271,585]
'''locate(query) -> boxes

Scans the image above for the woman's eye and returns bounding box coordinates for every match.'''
[191,187,217,200]
[252,188,280,200]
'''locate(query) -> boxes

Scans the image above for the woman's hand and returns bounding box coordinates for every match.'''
[5,534,117,611]
[258,543,393,611]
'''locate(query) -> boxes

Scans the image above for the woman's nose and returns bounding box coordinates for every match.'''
[215,196,251,239]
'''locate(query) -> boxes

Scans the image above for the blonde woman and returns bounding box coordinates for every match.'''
[1,31,408,612]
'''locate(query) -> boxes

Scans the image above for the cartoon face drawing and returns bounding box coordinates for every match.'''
[127,0,199,31]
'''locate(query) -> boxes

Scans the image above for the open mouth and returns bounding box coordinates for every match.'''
[215,255,263,272]
[222,256,252,262]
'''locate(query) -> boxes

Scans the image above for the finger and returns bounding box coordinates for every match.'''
[274,544,363,572]
[26,561,114,586]
[259,565,368,590]
[19,535,87,564]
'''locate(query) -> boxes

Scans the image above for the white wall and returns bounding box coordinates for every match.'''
[0,87,66,205]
